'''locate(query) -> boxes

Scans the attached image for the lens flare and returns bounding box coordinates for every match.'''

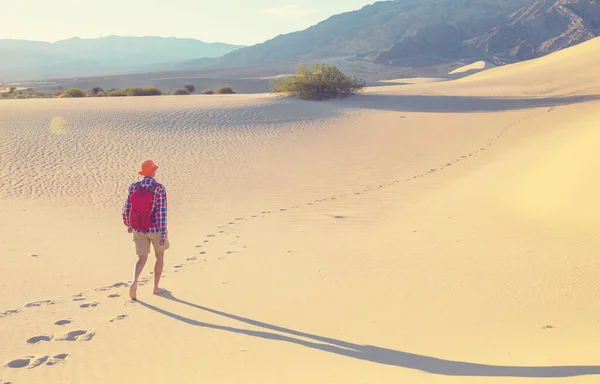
[50,116,68,135]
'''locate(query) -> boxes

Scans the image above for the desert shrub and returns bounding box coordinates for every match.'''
[123,86,163,96]
[9,87,16,94]
[216,85,236,94]
[173,88,190,95]
[62,88,86,98]
[92,87,104,95]
[270,62,365,100]
[124,87,145,96]
[108,89,127,97]
[142,85,163,96]
[184,84,195,93]
[201,89,215,95]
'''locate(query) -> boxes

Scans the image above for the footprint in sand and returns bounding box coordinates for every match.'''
[5,355,50,369]
[79,302,99,309]
[57,330,95,342]
[109,314,127,323]
[54,319,72,326]
[72,294,86,302]
[46,353,69,366]
[199,251,206,255]
[187,257,197,261]
[4,353,67,369]
[25,300,55,308]
[108,293,121,299]
[207,234,216,238]
[0,309,19,319]
[111,282,128,288]
[26,335,53,344]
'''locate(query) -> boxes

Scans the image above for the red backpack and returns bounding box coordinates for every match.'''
[129,182,156,232]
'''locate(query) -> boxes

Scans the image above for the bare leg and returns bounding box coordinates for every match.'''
[153,251,166,294]
[129,254,148,300]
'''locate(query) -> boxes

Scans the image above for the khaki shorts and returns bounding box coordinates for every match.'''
[133,231,170,255]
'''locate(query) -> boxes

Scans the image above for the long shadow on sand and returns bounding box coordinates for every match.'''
[139,293,600,378]
[329,93,600,113]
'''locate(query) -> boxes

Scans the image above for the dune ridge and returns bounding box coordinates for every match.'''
[2,37,600,384]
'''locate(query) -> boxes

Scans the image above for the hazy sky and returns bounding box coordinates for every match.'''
[3,0,376,46]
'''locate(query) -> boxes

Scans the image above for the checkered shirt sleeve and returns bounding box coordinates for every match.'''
[122,183,135,229]
[154,185,168,239]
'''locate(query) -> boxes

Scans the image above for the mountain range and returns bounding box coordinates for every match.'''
[180,0,599,70]
[2,0,599,81]
[0,36,243,81]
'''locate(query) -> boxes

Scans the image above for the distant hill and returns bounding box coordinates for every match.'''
[176,0,598,72]
[464,0,600,62]
[3,0,599,81]
[178,0,534,70]
[0,36,244,81]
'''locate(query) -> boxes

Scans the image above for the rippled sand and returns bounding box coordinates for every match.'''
[2,37,600,384]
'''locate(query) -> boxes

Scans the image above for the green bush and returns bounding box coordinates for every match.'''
[62,88,86,98]
[124,87,145,96]
[173,88,190,95]
[201,89,215,95]
[270,62,366,100]
[122,86,162,96]
[141,86,163,96]
[9,87,16,94]
[184,84,195,93]
[216,85,236,94]
[108,89,127,97]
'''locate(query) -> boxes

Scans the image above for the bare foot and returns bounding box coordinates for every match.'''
[129,283,138,300]
[153,287,167,295]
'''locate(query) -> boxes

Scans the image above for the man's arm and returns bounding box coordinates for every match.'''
[122,183,134,230]
[155,185,168,240]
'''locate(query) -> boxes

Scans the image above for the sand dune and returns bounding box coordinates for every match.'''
[2,38,600,383]
[448,61,496,77]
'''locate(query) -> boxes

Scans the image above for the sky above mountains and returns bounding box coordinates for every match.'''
[3,0,375,45]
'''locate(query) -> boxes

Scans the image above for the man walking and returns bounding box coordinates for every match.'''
[122,160,169,300]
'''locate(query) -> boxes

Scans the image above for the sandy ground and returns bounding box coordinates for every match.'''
[2,37,600,384]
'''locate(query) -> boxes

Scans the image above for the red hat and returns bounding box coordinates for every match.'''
[138,160,159,176]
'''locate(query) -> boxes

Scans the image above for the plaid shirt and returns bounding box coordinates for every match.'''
[122,176,168,239]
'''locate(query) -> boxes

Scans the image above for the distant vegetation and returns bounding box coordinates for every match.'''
[173,88,190,95]
[1,83,244,100]
[216,85,236,94]
[107,89,128,97]
[270,62,365,100]
[61,88,86,98]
